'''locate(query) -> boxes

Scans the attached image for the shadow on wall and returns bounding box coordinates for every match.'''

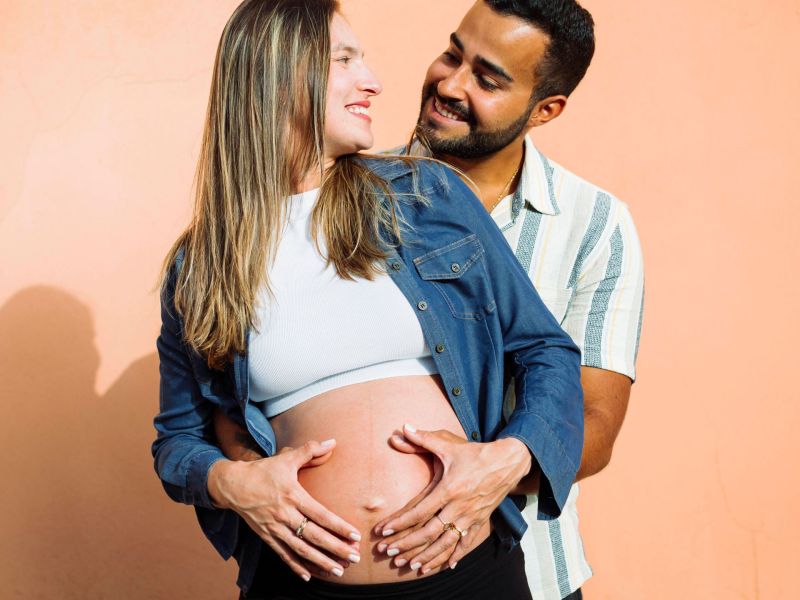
[0,286,236,599]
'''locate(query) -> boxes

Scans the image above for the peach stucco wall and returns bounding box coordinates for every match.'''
[1,1,798,598]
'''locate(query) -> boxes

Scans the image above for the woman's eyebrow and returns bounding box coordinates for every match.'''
[332,43,362,56]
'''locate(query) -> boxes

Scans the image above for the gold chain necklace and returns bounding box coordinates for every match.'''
[487,163,521,213]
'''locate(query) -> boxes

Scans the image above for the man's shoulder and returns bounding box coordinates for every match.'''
[534,149,631,220]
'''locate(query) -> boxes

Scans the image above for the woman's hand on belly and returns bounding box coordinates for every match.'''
[374,425,532,573]
[206,439,362,581]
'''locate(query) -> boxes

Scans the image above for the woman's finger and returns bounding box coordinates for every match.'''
[280,524,347,577]
[391,543,429,569]
[264,534,312,582]
[297,490,362,542]
[373,471,441,535]
[298,519,361,564]
[384,514,444,555]
[411,527,462,574]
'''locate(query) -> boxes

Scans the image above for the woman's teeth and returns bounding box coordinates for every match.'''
[434,98,463,121]
[347,105,369,116]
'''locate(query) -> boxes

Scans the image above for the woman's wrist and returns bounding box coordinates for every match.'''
[207,458,241,510]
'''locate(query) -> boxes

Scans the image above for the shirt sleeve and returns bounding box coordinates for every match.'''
[562,200,644,381]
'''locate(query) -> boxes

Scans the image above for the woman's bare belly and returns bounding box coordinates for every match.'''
[269,374,491,584]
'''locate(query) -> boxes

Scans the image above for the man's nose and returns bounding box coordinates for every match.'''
[436,66,468,102]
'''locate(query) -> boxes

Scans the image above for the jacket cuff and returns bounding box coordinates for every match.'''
[186,448,227,509]
[497,413,579,520]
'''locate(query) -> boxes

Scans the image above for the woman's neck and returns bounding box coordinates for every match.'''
[293,158,335,194]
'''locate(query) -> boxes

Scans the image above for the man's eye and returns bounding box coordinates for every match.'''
[442,51,459,64]
[477,76,498,91]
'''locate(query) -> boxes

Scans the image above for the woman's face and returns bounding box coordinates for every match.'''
[323,13,382,161]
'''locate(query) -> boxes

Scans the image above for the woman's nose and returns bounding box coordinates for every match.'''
[358,67,383,96]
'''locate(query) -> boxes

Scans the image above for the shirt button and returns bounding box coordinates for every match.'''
[390,262,402,271]
[471,431,480,441]
[452,386,462,396]
[417,300,428,311]
[451,263,461,273]
[435,343,445,353]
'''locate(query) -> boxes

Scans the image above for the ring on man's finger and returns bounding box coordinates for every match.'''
[295,517,309,539]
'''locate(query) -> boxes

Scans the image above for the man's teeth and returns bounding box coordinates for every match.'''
[347,105,369,116]
[434,98,463,121]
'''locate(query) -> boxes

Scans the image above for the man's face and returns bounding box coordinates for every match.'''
[417,1,549,159]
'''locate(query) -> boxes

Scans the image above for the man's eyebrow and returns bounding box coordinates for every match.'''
[449,33,514,84]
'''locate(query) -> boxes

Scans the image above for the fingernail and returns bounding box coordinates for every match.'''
[450,562,458,570]
[382,529,394,536]
[387,548,400,557]
[332,567,344,577]
[348,554,360,564]
[321,438,335,448]
[301,574,310,582]
[421,566,430,574]
[377,543,387,553]
[349,532,362,542]
[395,558,407,567]
[410,562,421,571]
[404,423,417,433]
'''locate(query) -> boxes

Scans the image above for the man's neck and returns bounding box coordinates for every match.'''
[439,138,526,212]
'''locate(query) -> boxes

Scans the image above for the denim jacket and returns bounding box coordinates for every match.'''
[152,158,583,591]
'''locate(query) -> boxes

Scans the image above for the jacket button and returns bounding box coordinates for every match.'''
[471,431,480,441]
[390,262,402,271]
[417,300,428,311]
[435,343,445,353]
[451,263,461,273]
[452,386,462,396]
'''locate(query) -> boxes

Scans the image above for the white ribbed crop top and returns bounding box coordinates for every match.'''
[247,189,438,418]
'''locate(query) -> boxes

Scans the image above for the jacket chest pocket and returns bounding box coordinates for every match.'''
[413,234,495,320]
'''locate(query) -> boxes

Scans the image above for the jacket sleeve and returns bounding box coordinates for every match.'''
[151,257,226,510]
[441,166,584,520]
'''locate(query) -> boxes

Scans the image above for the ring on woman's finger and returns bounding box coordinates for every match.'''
[295,517,309,539]
[434,514,466,539]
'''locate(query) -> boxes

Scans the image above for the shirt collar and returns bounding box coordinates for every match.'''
[513,136,560,219]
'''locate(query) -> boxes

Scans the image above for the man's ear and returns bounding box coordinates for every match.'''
[528,95,567,128]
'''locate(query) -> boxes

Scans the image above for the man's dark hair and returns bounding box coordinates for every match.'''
[485,0,595,102]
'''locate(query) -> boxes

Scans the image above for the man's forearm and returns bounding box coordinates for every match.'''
[213,408,266,461]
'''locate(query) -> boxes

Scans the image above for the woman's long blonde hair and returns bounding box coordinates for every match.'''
[161,0,411,370]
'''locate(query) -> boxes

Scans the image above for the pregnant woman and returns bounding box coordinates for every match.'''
[152,1,583,598]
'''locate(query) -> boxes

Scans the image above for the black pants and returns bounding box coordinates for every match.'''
[241,533,532,600]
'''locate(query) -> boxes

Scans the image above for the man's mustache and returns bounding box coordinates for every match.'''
[423,84,473,124]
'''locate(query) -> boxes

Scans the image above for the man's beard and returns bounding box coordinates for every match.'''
[416,84,532,159]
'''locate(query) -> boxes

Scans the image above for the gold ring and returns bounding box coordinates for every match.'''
[295,517,309,539]
[444,522,467,539]
[435,514,448,532]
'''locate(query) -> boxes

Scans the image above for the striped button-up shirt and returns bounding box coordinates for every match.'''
[497,136,644,599]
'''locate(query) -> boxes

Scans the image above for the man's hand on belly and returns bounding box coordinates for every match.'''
[373,425,532,573]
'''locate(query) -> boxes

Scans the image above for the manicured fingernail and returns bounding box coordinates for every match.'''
[450,561,458,570]
[394,558,407,567]
[404,423,417,433]
[421,566,430,574]
[377,543,387,553]
[332,567,344,577]
[321,438,335,447]
[387,548,400,557]
[348,554,360,564]
[382,529,394,536]
[349,532,361,542]
[410,562,421,571]
[301,574,310,582]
